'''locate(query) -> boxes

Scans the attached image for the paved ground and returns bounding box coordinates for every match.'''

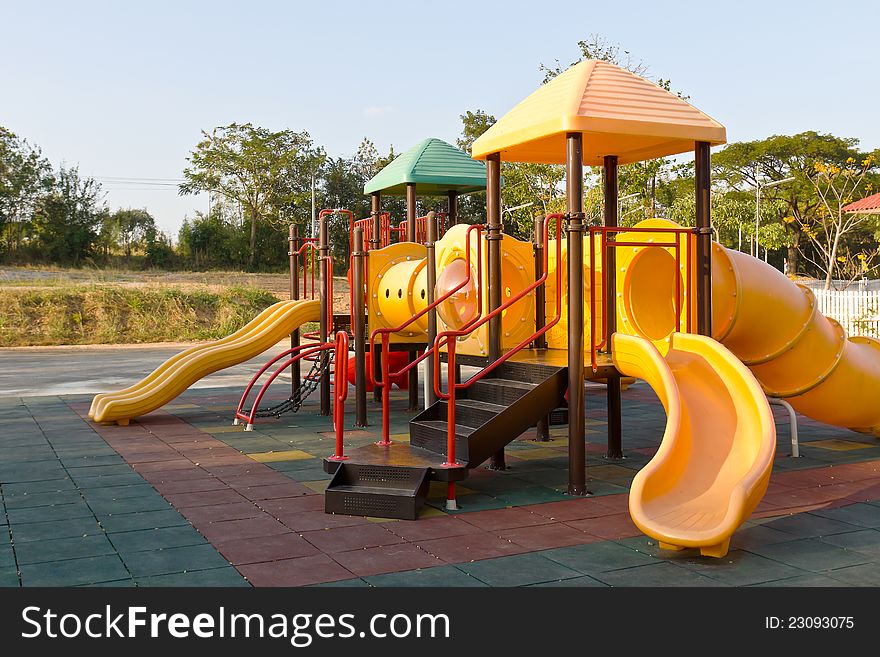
[0,344,297,397]
[2,366,880,588]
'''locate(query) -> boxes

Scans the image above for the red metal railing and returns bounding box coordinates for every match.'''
[588,225,695,371]
[432,214,565,468]
[351,212,392,253]
[368,224,485,445]
[294,241,333,340]
[234,331,350,459]
[394,213,447,245]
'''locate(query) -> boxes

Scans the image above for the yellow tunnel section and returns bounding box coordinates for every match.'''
[615,218,880,436]
[367,224,536,354]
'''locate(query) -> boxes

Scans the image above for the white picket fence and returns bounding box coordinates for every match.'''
[804,282,880,338]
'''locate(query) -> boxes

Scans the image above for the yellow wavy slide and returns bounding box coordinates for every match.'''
[90,299,320,425]
[611,332,776,558]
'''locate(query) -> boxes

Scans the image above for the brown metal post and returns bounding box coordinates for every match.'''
[425,211,438,407]
[353,227,367,427]
[566,133,586,495]
[370,192,382,250]
[486,152,505,469]
[406,183,417,243]
[447,190,458,227]
[319,214,331,416]
[405,182,418,409]
[534,215,550,442]
[603,155,623,460]
[289,225,301,399]
[695,141,713,337]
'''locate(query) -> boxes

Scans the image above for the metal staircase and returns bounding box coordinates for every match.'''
[324,360,567,519]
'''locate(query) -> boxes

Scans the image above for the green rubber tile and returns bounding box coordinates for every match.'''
[456,553,582,587]
[62,455,127,469]
[80,484,157,502]
[429,494,508,513]
[16,534,116,565]
[3,489,83,510]
[99,509,189,533]
[673,550,806,586]
[747,538,874,572]
[0,461,68,483]
[542,541,657,574]
[528,575,607,587]
[2,478,76,496]
[8,501,93,524]
[0,543,15,569]
[86,494,171,515]
[0,566,20,587]
[593,561,725,587]
[765,513,861,538]
[809,504,880,529]
[366,565,487,588]
[826,562,880,586]
[818,529,880,558]
[493,486,569,506]
[309,578,371,588]
[749,573,846,587]
[12,516,104,543]
[109,526,206,554]
[66,464,135,479]
[75,473,149,489]
[79,579,137,587]
[122,543,230,578]
[0,446,57,463]
[20,554,129,586]
[135,567,250,587]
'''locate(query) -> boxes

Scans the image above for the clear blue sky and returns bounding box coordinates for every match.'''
[2,0,878,235]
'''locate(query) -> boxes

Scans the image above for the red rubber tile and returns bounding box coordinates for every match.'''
[179,501,262,524]
[498,523,597,550]
[843,481,880,503]
[416,532,526,563]
[152,478,226,495]
[198,516,290,543]
[763,484,855,509]
[276,510,369,532]
[568,512,642,540]
[216,533,319,565]
[222,472,293,489]
[238,483,315,502]
[164,489,249,508]
[203,464,266,478]
[238,554,353,586]
[257,495,325,514]
[332,543,442,577]
[302,524,404,554]
[133,460,200,474]
[458,507,552,531]
[524,497,622,522]
[238,554,353,587]
[592,494,631,513]
[385,516,483,542]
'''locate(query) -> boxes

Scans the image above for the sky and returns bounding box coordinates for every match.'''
[2,0,878,235]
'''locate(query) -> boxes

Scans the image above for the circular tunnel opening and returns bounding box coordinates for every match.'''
[623,247,685,342]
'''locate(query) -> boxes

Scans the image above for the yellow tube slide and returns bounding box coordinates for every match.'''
[90,299,320,425]
[617,218,880,437]
[612,332,775,557]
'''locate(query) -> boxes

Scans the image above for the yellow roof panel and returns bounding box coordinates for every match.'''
[471,60,726,165]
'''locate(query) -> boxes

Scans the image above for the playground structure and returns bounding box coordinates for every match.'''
[89,60,880,558]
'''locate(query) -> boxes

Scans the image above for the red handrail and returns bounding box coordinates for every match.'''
[587,225,695,371]
[295,241,333,333]
[368,224,485,444]
[431,214,565,467]
[234,331,350,459]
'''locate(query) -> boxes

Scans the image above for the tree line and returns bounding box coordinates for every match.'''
[2,36,878,289]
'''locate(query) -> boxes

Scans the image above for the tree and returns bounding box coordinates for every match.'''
[32,166,106,265]
[713,132,879,277]
[108,208,157,259]
[0,126,51,255]
[180,123,325,269]
[800,156,877,288]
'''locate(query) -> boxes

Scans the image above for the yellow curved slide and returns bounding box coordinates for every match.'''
[616,218,880,437]
[612,332,776,558]
[89,299,320,425]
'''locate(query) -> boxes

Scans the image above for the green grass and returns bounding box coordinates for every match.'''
[0,284,279,347]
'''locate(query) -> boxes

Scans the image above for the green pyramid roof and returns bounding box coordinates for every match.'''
[364,138,487,196]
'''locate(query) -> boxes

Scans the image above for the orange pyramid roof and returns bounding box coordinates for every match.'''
[471,60,726,165]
